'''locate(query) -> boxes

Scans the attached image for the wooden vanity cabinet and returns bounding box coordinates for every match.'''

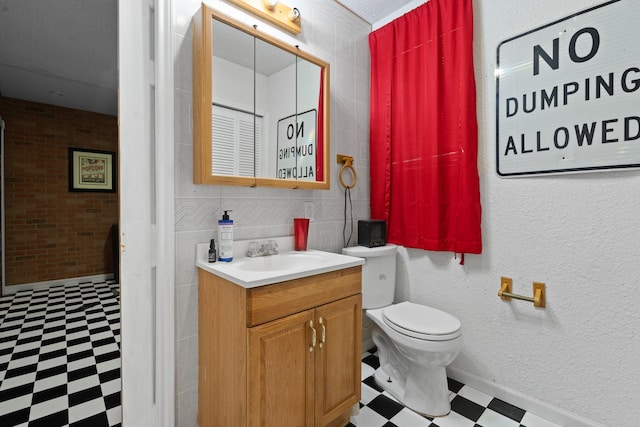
[198,266,362,427]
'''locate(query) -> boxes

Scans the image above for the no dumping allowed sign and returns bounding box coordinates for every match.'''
[496,0,640,177]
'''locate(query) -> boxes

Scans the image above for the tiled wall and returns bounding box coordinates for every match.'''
[1,97,118,286]
[172,1,371,425]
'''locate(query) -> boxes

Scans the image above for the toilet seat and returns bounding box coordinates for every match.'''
[382,302,462,341]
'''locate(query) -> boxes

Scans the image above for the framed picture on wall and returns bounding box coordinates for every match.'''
[68,148,117,192]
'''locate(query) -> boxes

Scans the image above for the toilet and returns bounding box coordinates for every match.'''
[342,244,463,417]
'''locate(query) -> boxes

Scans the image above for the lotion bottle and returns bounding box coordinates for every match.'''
[217,210,234,262]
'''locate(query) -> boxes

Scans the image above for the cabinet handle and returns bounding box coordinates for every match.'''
[309,320,316,352]
[318,317,326,349]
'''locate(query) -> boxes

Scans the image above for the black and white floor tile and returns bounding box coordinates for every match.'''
[0,280,121,427]
[349,348,559,427]
[1,282,562,427]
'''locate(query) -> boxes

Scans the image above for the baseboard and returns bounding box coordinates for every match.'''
[3,274,116,295]
[446,367,605,427]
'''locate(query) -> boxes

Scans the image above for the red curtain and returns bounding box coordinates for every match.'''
[369,0,482,255]
[316,68,324,181]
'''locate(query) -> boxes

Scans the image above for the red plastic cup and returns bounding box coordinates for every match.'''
[294,218,310,251]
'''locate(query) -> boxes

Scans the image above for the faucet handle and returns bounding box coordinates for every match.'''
[267,240,278,254]
[246,241,260,257]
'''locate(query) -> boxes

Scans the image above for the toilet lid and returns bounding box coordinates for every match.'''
[382,302,462,341]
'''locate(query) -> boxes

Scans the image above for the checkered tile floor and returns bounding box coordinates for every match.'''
[0,280,121,427]
[349,348,559,427]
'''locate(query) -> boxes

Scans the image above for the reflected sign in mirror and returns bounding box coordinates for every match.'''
[193,4,330,189]
[277,109,317,180]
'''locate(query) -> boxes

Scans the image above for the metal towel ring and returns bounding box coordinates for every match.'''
[339,162,357,189]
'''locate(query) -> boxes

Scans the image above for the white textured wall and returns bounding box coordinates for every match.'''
[172,1,371,426]
[392,1,639,426]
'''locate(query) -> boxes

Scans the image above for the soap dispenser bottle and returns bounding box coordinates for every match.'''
[217,210,234,262]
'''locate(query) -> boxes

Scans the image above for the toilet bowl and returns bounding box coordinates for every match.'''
[367,302,463,416]
[342,244,463,417]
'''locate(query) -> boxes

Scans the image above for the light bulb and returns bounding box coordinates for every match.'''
[263,0,278,10]
[288,7,300,22]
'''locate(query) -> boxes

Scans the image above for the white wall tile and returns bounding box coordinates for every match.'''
[174,34,192,92]
[175,230,206,288]
[176,283,198,340]
[177,335,198,392]
[174,88,192,145]
[176,385,198,427]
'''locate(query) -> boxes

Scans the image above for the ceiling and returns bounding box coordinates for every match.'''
[0,0,414,117]
[0,0,118,116]
[337,0,416,25]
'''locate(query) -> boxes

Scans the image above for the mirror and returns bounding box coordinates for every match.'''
[193,5,330,189]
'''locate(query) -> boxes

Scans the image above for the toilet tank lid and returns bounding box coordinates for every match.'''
[342,244,397,258]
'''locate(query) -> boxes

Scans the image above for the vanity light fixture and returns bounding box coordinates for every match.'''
[227,0,301,34]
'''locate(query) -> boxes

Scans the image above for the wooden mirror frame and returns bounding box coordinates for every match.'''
[192,4,330,189]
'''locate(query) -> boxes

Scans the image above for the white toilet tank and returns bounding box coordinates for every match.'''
[342,244,397,309]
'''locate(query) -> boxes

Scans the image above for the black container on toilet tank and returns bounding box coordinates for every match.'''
[358,220,386,248]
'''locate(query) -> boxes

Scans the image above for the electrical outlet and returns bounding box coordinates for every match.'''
[304,201,314,219]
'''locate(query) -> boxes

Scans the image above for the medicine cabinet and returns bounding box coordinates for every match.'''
[193,4,330,189]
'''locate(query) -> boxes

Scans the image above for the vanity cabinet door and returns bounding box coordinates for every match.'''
[246,295,362,427]
[315,295,362,427]
[248,309,316,427]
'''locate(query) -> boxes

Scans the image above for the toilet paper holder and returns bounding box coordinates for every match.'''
[498,277,545,308]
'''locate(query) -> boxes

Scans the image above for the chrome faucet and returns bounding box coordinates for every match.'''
[246,240,279,257]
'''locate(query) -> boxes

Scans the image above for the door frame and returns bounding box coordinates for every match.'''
[1,117,5,296]
[118,0,175,425]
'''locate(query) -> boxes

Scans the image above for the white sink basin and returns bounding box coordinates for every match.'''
[234,252,329,272]
[196,237,364,288]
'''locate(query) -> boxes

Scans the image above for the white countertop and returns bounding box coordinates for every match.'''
[196,236,365,288]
